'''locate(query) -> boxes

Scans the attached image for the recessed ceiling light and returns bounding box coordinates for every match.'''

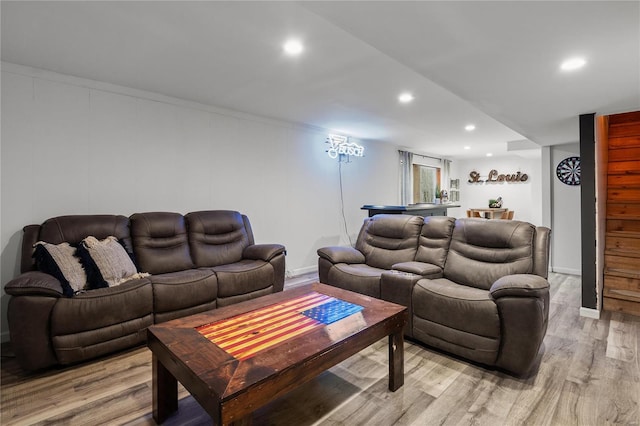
[465,124,476,132]
[486,153,493,157]
[398,92,414,103]
[560,57,586,71]
[464,146,471,150]
[283,39,304,56]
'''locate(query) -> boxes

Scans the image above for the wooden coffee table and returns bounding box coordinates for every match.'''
[147,282,407,425]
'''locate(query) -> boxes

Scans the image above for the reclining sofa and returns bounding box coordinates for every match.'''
[5,210,286,372]
[318,214,550,376]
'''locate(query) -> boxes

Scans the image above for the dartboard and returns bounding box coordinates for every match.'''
[556,156,581,186]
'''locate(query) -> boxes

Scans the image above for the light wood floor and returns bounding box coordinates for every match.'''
[2,273,639,425]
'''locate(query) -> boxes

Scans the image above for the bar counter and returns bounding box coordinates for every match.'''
[361,203,461,218]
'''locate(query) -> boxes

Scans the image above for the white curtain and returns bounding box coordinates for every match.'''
[399,150,413,205]
[441,158,451,194]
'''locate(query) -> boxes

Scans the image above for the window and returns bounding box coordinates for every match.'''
[412,165,441,203]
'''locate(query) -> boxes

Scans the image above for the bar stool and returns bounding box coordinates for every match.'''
[500,210,515,220]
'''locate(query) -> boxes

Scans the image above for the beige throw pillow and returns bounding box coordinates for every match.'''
[80,236,149,288]
[34,241,87,297]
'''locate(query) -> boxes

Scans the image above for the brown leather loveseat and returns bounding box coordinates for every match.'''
[5,210,285,372]
[317,214,550,376]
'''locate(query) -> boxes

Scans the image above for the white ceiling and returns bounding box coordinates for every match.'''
[2,1,639,159]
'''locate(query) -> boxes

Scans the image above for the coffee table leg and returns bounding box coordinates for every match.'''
[153,354,178,424]
[388,331,404,391]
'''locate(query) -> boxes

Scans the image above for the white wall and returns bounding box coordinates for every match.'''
[550,143,582,275]
[448,155,543,225]
[0,63,399,341]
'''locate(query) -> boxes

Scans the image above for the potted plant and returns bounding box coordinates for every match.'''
[434,187,441,204]
[489,197,503,208]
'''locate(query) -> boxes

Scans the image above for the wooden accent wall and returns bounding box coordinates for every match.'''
[603,111,640,316]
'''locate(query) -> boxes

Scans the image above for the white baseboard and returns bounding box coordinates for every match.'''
[579,307,601,319]
[287,266,318,277]
[551,267,581,276]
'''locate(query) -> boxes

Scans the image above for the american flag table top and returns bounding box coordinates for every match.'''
[196,292,363,361]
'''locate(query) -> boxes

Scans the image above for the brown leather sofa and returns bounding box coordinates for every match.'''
[317,214,551,376]
[5,210,286,371]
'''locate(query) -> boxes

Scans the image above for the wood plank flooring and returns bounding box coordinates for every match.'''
[2,272,639,425]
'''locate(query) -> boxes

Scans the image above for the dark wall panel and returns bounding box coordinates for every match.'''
[580,113,597,309]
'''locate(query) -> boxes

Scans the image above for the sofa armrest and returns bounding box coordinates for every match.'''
[381,271,423,337]
[490,274,549,299]
[243,244,286,262]
[8,295,59,371]
[317,246,365,264]
[491,274,550,376]
[4,271,64,298]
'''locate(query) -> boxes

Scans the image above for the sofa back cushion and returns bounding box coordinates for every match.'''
[39,215,132,247]
[355,214,423,270]
[444,218,536,290]
[22,215,131,272]
[185,210,253,267]
[415,216,456,268]
[130,212,194,274]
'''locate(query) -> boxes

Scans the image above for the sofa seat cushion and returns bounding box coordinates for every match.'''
[216,287,276,308]
[327,263,385,298]
[212,260,274,298]
[412,278,500,365]
[51,277,153,337]
[150,269,217,314]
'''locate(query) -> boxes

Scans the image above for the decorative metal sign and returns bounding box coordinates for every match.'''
[468,169,529,183]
